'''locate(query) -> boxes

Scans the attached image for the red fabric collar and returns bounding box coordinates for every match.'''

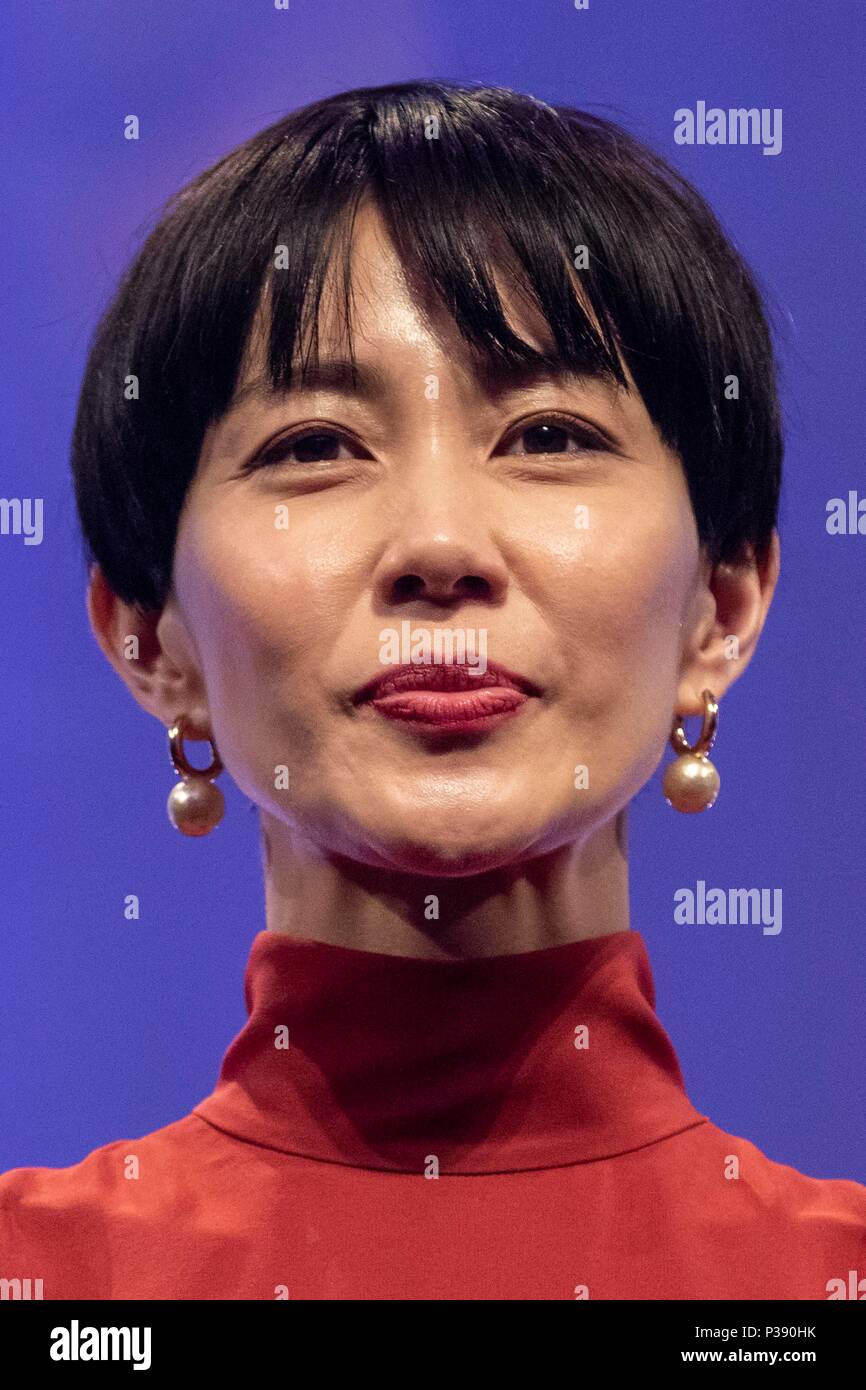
[193,929,707,1174]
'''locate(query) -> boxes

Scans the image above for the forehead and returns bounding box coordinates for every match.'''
[233,202,630,407]
[332,201,559,342]
[241,204,551,369]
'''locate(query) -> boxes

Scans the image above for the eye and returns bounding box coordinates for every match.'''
[245,427,368,470]
[497,416,610,457]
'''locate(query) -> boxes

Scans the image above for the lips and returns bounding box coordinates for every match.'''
[353,661,541,731]
[355,660,537,701]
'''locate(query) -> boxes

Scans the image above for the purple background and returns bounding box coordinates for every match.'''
[2,0,864,1183]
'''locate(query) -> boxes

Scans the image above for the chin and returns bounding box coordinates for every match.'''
[354,817,543,877]
[377,844,524,878]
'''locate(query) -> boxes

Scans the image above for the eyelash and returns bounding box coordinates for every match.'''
[244,413,612,471]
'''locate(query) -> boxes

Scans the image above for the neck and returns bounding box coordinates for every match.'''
[260,808,630,959]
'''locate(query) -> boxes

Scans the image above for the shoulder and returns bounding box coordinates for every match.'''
[682,1118,866,1249]
[0,1115,214,1280]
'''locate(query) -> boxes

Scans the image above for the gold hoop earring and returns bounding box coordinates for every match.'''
[663,689,720,813]
[166,715,225,836]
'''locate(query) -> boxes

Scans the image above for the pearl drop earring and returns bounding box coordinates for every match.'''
[166,715,225,836]
[663,689,720,813]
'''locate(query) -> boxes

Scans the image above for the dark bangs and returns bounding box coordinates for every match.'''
[71,80,782,611]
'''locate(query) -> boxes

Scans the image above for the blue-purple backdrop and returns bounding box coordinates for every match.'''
[2,0,864,1183]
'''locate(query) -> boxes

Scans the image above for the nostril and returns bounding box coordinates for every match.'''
[390,574,491,603]
[393,574,425,600]
[461,575,488,597]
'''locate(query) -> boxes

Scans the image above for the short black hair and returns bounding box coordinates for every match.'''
[71,79,783,612]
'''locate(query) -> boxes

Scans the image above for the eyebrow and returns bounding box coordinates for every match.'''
[225,353,613,414]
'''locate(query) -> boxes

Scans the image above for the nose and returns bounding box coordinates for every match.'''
[374,536,508,609]
[370,420,510,612]
[372,511,510,611]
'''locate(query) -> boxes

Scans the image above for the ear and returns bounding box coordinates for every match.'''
[86,564,212,738]
[676,529,780,716]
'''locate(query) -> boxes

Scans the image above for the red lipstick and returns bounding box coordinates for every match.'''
[354,661,540,733]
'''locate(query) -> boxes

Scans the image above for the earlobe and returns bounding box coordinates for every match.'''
[86,564,155,682]
[85,564,207,731]
[675,532,780,713]
[85,563,117,661]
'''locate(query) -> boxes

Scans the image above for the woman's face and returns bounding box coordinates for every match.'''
[155,203,726,874]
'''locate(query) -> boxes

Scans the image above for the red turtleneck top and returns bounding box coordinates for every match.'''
[2,929,864,1300]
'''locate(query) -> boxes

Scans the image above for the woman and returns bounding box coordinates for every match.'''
[2,79,863,1301]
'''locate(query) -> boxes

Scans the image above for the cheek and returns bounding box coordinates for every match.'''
[527,486,697,738]
[171,502,383,796]
[591,524,692,658]
[171,511,350,808]
[172,509,330,716]
[179,499,354,648]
